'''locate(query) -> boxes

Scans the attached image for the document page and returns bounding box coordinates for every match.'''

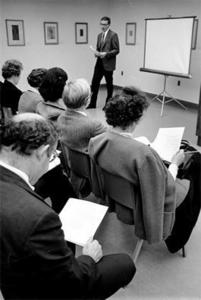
[150,127,185,162]
[59,198,108,246]
[48,150,61,171]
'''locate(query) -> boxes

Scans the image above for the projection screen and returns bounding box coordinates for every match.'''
[141,17,195,78]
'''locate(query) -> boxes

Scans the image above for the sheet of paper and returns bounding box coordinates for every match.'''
[59,198,108,246]
[150,127,185,162]
[89,45,100,56]
[48,156,61,171]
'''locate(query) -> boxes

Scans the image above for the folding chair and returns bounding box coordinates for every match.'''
[93,166,186,263]
[60,142,92,197]
[92,166,143,263]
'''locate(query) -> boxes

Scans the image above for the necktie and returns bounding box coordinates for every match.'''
[100,33,105,49]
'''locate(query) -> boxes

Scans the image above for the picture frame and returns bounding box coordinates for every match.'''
[75,22,88,44]
[5,19,25,46]
[44,22,59,45]
[126,22,136,45]
[192,18,199,50]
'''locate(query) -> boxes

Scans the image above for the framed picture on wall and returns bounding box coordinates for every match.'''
[75,23,88,44]
[44,22,59,45]
[6,19,25,46]
[192,18,199,50]
[126,22,136,45]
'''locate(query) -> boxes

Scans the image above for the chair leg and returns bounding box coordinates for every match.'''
[182,246,186,258]
[132,239,144,264]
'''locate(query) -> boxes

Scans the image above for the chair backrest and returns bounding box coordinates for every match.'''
[100,168,135,208]
[96,166,136,224]
[68,147,91,182]
[60,142,91,181]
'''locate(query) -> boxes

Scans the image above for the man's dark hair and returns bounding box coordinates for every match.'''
[101,16,111,25]
[27,68,47,88]
[104,94,149,129]
[0,117,58,156]
[39,67,68,103]
[2,59,23,79]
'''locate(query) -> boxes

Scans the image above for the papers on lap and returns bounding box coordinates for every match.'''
[59,198,108,246]
[135,127,185,162]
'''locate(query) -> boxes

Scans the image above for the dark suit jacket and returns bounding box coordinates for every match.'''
[1,80,22,115]
[96,29,120,71]
[0,166,99,299]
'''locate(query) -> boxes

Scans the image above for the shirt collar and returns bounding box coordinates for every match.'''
[110,128,134,138]
[0,160,34,190]
[28,87,40,94]
[70,109,87,116]
[104,28,110,39]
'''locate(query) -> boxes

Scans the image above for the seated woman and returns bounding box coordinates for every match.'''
[35,68,76,213]
[1,59,23,118]
[18,68,47,113]
[89,92,190,244]
[36,67,67,122]
[58,78,107,152]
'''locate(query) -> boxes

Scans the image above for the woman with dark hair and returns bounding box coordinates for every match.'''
[18,68,47,113]
[36,67,67,122]
[89,92,190,245]
[35,68,77,214]
[1,59,23,117]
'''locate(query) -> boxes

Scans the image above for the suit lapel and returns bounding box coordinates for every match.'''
[102,29,111,48]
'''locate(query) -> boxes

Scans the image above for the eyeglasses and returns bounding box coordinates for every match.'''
[49,150,59,162]
[100,23,109,26]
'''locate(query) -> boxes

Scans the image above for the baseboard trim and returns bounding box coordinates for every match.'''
[100,84,198,110]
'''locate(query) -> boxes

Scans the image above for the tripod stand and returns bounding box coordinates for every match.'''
[152,75,187,116]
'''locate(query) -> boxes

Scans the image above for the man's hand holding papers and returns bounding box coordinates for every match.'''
[90,45,106,58]
[83,239,103,263]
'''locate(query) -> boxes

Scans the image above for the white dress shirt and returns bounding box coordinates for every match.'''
[0,160,34,190]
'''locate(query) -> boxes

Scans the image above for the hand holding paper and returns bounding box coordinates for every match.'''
[150,127,185,162]
[135,127,185,163]
[89,45,106,58]
[171,149,185,166]
[83,239,103,262]
[59,198,108,246]
[89,45,100,57]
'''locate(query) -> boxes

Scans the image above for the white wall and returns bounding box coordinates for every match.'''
[1,0,201,103]
[110,0,201,104]
[1,0,108,89]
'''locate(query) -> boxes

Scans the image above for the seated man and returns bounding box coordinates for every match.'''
[58,78,107,195]
[89,93,190,244]
[58,78,107,152]
[0,113,135,300]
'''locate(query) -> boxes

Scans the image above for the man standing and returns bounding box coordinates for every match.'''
[88,16,120,108]
[0,113,135,299]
